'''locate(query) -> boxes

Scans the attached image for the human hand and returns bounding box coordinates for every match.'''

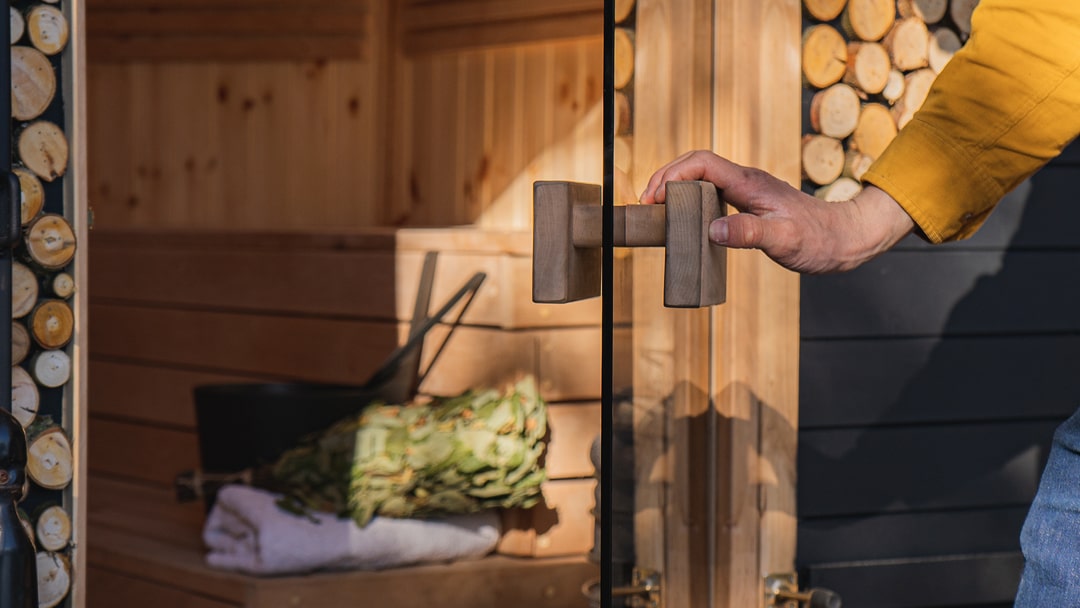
[640,150,914,274]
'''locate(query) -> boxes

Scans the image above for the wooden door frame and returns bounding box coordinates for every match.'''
[629,0,801,606]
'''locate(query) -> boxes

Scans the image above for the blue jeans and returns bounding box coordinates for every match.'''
[1016,409,1080,605]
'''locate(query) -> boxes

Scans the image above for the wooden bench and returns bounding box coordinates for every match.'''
[86,228,603,607]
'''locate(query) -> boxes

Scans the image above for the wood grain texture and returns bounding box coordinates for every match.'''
[87,59,384,230]
[663,181,725,307]
[88,477,208,549]
[712,0,802,605]
[497,479,596,557]
[87,567,240,608]
[400,0,601,54]
[86,2,367,61]
[89,32,602,232]
[629,0,717,605]
[89,524,597,608]
[533,181,601,303]
[88,417,200,486]
[89,230,612,329]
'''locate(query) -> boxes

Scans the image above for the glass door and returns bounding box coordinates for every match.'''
[598,1,804,606]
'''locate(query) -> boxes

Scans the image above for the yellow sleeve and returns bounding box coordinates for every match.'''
[861,0,1080,243]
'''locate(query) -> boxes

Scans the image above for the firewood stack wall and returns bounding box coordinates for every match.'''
[10,1,79,606]
[801,0,976,201]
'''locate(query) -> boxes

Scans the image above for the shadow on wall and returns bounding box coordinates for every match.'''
[797,153,1080,579]
[611,380,795,599]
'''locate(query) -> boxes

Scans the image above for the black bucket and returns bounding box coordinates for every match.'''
[193,382,380,474]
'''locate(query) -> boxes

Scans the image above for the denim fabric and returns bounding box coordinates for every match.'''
[1016,409,1080,605]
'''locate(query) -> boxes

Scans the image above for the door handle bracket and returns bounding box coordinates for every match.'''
[532,180,726,308]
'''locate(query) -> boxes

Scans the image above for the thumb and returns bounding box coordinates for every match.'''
[709,214,767,249]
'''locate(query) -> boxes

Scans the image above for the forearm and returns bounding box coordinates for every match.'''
[862,0,1080,243]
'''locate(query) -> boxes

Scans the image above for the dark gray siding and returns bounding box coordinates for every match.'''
[797,143,1080,607]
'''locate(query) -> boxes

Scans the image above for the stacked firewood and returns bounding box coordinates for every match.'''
[802,0,977,200]
[11,2,75,606]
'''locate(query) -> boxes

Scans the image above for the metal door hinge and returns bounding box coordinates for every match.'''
[765,573,841,608]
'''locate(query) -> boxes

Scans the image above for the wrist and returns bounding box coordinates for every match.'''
[835,185,914,270]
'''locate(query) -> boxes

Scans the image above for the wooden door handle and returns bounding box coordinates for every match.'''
[532,180,726,308]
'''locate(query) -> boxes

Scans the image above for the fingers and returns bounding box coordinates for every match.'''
[640,150,715,204]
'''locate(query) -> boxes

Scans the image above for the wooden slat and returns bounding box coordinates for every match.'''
[89,302,602,400]
[248,554,598,608]
[798,507,1027,565]
[403,0,599,30]
[89,302,399,384]
[497,478,595,557]
[401,0,602,54]
[88,526,247,603]
[88,8,366,36]
[798,421,1056,518]
[87,477,207,548]
[90,526,596,608]
[86,567,241,608]
[802,251,1080,338]
[89,234,608,328]
[800,336,1080,428]
[89,359,259,428]
[89,358,597,480]
[89,418,200,485]
[708,0,803,606]
[89,36,367,62]
[86,0,367,61]
[804,552,1023,608]
[89,0,357,7]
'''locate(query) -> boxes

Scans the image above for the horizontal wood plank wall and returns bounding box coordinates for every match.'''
[87,230,602,563]
[86,3,602,233]
[797,148,1080,607]
[86,0,369,61]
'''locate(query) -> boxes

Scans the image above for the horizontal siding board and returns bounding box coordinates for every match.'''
[798,421,1056,517]
[804,552,1023,608]
[798,507,1027,564]
[801,251,1080,338]
[800,336,1080,428]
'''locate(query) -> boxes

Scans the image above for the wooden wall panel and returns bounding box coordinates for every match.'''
[388,38,603,230]
[87,567,240,608]
[86,4,603,232]
[86,0,368,62]
[400,0,602,54]
[87,60,386,230]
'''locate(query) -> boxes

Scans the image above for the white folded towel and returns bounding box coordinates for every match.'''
[203,485,501,576]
